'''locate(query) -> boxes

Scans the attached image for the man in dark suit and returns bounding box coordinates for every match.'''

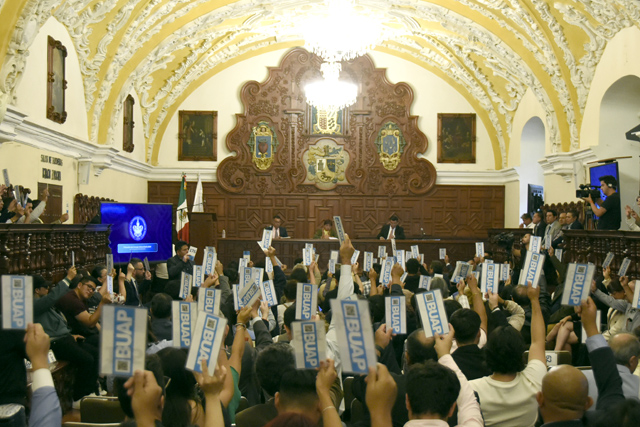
[377,215,406,240]
[532,211,547,238]
[567,209,584,229]
[124,258,152,306]
[265,214,288,239]
[449,309,492,380]
[166,240,194,281]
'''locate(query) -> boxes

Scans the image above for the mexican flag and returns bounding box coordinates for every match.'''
[176,174,189,241]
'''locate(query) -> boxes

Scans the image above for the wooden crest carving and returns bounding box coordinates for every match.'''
[217,47,436,195]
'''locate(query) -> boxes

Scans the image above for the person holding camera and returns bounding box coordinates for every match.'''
[582,175,621,230]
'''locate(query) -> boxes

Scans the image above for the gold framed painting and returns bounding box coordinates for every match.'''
[178,110,217,161]
[437,113,476,163]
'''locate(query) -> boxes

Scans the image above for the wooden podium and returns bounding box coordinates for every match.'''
[189,212,217,265]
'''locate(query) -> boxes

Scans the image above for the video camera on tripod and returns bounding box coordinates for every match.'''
[575,184,600,200]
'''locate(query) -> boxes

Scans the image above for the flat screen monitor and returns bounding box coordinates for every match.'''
[589,162,620,201]
[101,203,173,264]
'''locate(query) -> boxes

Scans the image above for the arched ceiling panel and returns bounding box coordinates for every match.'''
[0,0,639,169]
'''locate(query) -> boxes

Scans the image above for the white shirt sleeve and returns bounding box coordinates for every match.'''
[438,354,484,427]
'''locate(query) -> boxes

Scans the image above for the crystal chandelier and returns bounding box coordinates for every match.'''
[300,0,389,63]
[305,62,358,112]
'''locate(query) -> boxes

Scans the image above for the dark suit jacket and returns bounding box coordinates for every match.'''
[266,226,288,238]
[533,222,547,238]
[167,254,194,281]
[124,278,151,307]
[235,398,278,427]
[376,224,406,240]
[569,220,584,230]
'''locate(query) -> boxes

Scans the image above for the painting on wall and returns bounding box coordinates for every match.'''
[47,36,68,124]
[437,113,476,163]
[178,110,217,161]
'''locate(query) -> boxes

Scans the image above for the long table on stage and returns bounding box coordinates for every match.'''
[217,238,482,271]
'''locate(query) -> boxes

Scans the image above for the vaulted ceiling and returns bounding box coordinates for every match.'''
[1,0,639,168]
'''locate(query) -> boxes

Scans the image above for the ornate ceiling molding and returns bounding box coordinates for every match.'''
[1,0,639,170]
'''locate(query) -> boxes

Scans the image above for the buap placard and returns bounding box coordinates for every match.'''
[202,248,217,278]
[419,275,431,290]
[295,283,317,320]
[518,252,546,288]
[385,296,406,334]
[265,257,273,273]
[186,313,227,375]
[179,272,192,300]
[378,246,387,259]
[238,281,261,309]
[260,280,278,307]
[380,258,394,285]
[330,250,339,262]
[416,289,449,338]
[291,320,327,369]
[328,260,336,274]
[188,247,197,261]
[197,288,221,315]
[100,305,147,377]
[330,299,377,374]
[439,248,446,260]
[602,252,614,269]
[530,236,542,254]
[260,229,273,251]
[411,245,420,260]
[475,242,484,258]
[500,263,510,281]
[619,258,631,277]
[106,275,113,294]
[481,263,500,294]
[2,275,33,329]
[193,265,203,287]
[106,254,114,274]
[363,252,373,272]
[351,249,360,265]
[333,216,346,244]
[172,301,197,348]
[561,263,596,306]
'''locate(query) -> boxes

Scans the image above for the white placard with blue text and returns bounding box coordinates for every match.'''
[186,313,227,375]
[380,258,394,285]
[419,275,431,290]
[179,272,192,299]
[295,283,318,320]
[458,294,470,309]
[238,281,261,309]
[518,252,546,288]
[333,216,346,244]
[475,242,484,257]
[530,236,542,254]
[561,263,596,306]
[238,258,248,274]
[481,263,500,294]
[240,267,252,289]
[416,289,450,338]
[232,285,240,311]
[172,301,197,348]
[439,248,446,260]
[188,246,197,261]
[555,249,563,262]
[351,250,360,265]
[500,263,510,281]
[396,250,405,270]
[391,238,397,254]
[452,261,472,282]
[411,245,420,260]
[330,298,377,374]
[260,228,273,251]
[193,265,203,287]
[363,252,373,272]
[602,252,614,269]
[260,280,278,307]
[107,275,113,294]
[619,258,631,277]
[106,254,114,274]
[303,248,313,266]
[378,246,387,259]
[291,320,327,369]
[328,260,336,274]
[265,257,273,273]
[202,247,217,279]
[330,250,339,262]
[385,296,406,334]
[2,276,33,329]
[100,305,147,376]
[197,288,221,315]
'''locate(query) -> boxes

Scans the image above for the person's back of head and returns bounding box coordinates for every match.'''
[406,258,420,275]
[151,293,172,319]
[289,268,307,283]
[275,370,320,422]
[264,412,316,427]
[443,299,463,320]
[406,329,437,366]
[485,325,526,374]
[368,295,385,324]
[430,277,449,298]
[537,365,592,423]
[406,361,461,420]
[609,333,640,371]
[256,343,296,397]
[449,308,481,346]
[115,354,165,419]
[283,304,296,337]
[157,347,198,427]
[430,260,444,275]
[512,285,530,307]
[283,280,297,302]
[223,267,238,285]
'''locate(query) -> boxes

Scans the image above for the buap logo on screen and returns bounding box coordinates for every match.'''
[129,216,147,241]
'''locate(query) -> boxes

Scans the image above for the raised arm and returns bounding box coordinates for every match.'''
[34,268,75,315]
[466,274,487,333]
[527,282,546,365]
[76,288,111,328]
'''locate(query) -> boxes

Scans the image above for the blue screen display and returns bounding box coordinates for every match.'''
[589,163,620,201]
[101,203,173,263]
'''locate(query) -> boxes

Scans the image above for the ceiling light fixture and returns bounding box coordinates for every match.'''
[305,61,358,111]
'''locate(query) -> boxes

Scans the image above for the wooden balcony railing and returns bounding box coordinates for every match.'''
[0,224,112,283]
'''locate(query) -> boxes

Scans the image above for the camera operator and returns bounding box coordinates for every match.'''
[582,175,621,230]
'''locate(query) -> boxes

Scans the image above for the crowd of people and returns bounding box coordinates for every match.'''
[2,224,640,427]
[0,184,70,224]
